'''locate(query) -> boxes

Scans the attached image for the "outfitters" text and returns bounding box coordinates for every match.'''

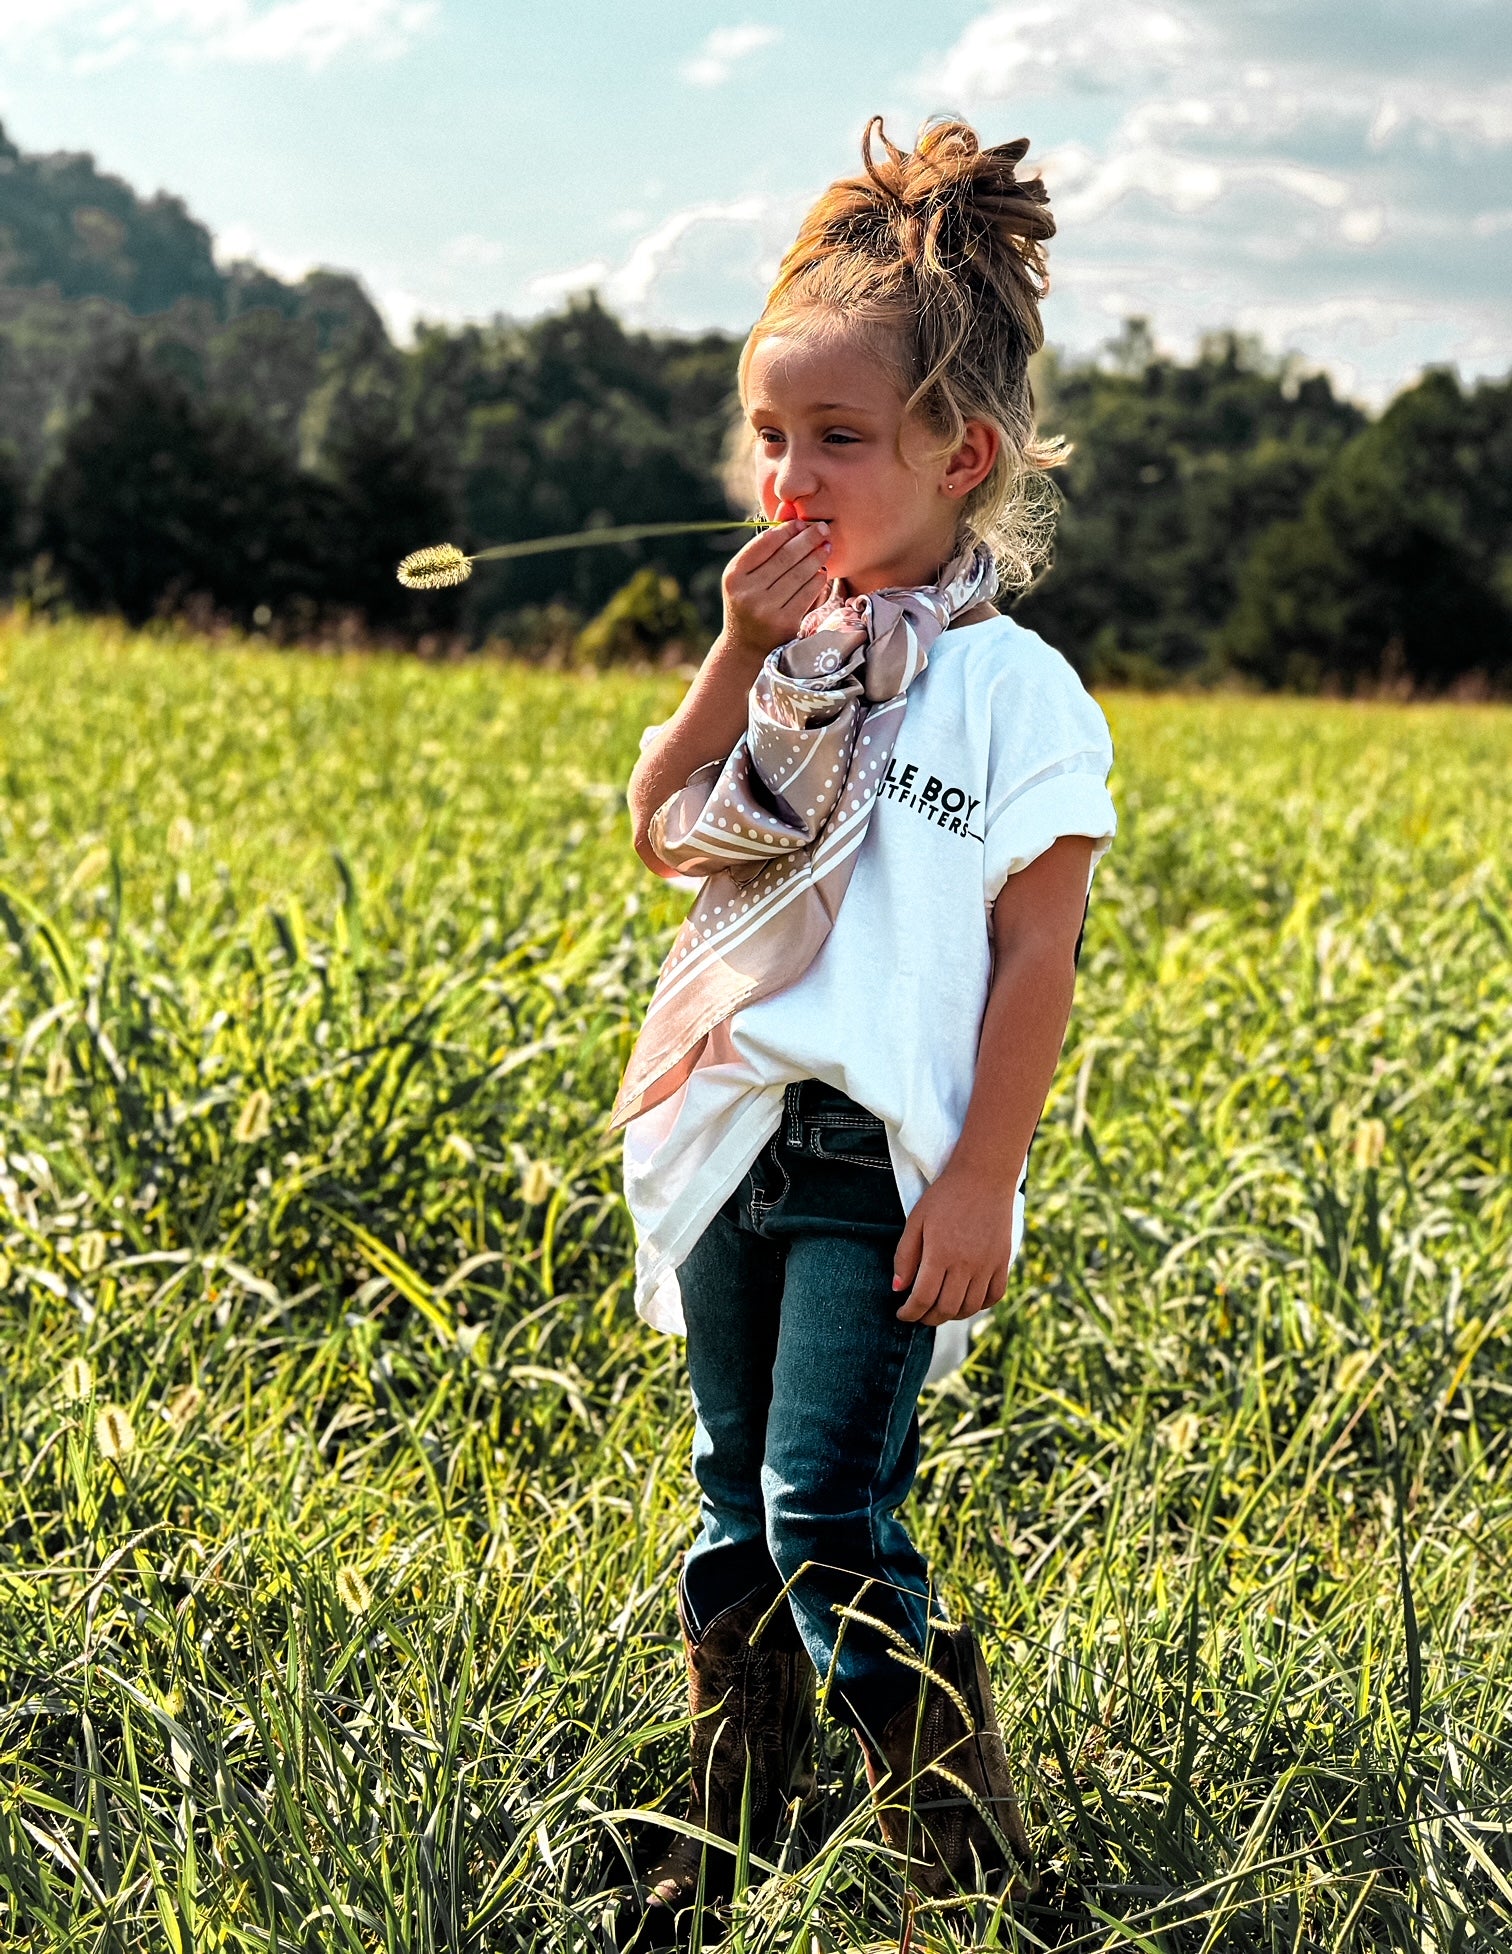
[879,759,982,840]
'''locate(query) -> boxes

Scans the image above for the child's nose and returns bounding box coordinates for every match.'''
[773,449,820,506]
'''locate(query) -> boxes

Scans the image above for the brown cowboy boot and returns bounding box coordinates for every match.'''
[621,1582,816,1948]
[857,1621,1035,1902]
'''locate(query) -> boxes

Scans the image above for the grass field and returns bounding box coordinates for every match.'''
[2,614,1511,1952]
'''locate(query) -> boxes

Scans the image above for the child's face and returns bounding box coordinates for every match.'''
[743,330,976,595]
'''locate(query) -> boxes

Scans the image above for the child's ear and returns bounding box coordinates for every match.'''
[941,419,1000,498]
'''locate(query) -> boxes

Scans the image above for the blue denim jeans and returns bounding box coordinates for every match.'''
[679,1079,937,1735]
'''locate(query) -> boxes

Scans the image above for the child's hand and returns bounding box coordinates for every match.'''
[891,1163,1018,1327]
[721,517,831,657]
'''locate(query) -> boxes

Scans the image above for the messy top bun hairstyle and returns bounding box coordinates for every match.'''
[737,116,1062,591]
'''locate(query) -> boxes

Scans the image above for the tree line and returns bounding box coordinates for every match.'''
[0,119,1507,690]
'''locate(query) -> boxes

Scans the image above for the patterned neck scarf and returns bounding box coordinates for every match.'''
[611,544,998,1128]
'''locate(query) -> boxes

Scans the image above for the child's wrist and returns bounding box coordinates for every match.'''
[717,618,780,666]
[941,1137,1024,1195]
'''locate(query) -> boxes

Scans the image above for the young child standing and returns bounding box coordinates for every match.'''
[615,117,1116,1936]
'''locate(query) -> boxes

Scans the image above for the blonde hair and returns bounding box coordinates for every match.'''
[734,116,1063,591]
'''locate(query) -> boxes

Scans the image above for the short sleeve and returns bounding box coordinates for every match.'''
[980,631,1117,904]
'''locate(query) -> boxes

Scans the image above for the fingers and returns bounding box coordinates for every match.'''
[892,1210,923,1301]
[941,1263,1010,1326]
[731,519,799,573]
[956,1268,998,1322]
[962,1261,1011,1320]
[899,1257,1010,1328]
[768,553,830,611]
[720,518,833,658]
[896,1245,947,1323]
[920,1268,971,1327]
[765,523,836,590]
[733,518,827,577]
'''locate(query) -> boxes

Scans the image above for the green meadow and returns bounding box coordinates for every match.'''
[1,616,1510,1951]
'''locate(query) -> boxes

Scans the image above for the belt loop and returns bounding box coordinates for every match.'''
[784,1081,804,1149]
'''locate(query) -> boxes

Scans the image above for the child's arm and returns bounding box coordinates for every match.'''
[893,833,1095,1327]
[628,519,830,877]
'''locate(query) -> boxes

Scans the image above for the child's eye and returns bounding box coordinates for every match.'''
[823,431,861,445]
[757,429,785,446]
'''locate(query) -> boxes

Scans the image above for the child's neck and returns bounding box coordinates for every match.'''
[837,527,967,599]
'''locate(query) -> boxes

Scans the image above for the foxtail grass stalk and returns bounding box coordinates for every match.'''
[397,519,770,590]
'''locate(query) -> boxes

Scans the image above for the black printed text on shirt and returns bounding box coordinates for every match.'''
[878,759,983,841]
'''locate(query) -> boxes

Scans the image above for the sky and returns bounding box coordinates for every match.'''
[0,0,1508,403]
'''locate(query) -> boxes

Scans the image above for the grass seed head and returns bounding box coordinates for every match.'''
[1335,1348,1374,1399]
[335,1565,373,1614]
[61,1357,94,1401]
[1353,1117,1387,1170]
[234,1088,273,1145]
[397,543,473,590]
[95,1403,136,1459]
[1161,1409,1202,1458]
[520,1159,553,1205]
[166,1383,204,1432]
[65,842,111,896]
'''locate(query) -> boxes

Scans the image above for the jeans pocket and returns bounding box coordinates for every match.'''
[755,1083,904,1237]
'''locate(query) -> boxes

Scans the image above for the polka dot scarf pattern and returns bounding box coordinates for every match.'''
[611,544,998,1128]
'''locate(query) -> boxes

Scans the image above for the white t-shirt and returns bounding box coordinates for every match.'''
[622,612,1117,1382]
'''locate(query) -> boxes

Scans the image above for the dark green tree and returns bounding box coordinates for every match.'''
[454,295,739,631]
[36,346,333,625]
[1017,326,1365,680]
[315,391,460,632]
[0,441,23,577]
[5,102,1509,674]
[0,121,225,314]
[1221,370,1512,691]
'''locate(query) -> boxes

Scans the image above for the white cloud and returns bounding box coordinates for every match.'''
[914,1,1512,399]
[1042,144,1224,219]
[527,195,771,317]
[679,23,780,88]
[443,233,504,267]
[927,0,1198,101]
[377,284,454,341]
[0,0,94,34]
[526,258,613,308]
[1339,205,1385,245]
[1395,83,1512,147]
[1039,142,1368,226]
[0,0,437,68]
[1048,251,1507,404]
[607,196,767,305]
[213,219,315,281]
